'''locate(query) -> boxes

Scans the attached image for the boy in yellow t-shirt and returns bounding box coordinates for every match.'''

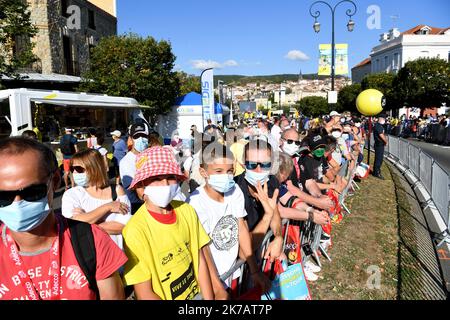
[122,146,213,300]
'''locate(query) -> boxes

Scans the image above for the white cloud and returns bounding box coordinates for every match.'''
[223,59,239,67]
[190,59,239,70]
[285,50,310,61]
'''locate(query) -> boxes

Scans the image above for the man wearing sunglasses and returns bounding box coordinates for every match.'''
[0,138,127,300]
[234,140,283,264]
[280,129,334,212]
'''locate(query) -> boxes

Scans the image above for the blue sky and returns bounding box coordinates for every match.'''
[117,0,450,76]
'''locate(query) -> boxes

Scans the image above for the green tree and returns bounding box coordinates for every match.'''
[337,83,361,113]
[177,71,200,95]
[297,96,329,117]
[361,73,398,110]
[394,58,450,109]
[79,34,180,118]
[0,0,38,85]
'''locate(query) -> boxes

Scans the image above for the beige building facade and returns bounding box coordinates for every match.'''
[27,0,117,76]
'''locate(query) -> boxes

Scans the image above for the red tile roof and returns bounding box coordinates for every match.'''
[402,25,450,35]
[354,58,371,68]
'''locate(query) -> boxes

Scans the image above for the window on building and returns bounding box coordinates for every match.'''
[63,36,76,76]
[88,10,96,30]
[61,0,70,17]
[384,56,389,72]
[393,53,400,71]
[448,51,450,62]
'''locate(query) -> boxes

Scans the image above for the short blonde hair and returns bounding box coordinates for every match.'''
[71,149,109,189]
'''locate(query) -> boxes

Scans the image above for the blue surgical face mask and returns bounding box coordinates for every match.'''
[208,174,236,194]
[134,137,149,153]
[73,173,89,187]
[0,197,51,232]
[245,170,270,187]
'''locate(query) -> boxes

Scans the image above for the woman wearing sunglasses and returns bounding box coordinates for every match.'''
[61,149,131,251]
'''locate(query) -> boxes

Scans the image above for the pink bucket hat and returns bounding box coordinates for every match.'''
[129,146,186,189]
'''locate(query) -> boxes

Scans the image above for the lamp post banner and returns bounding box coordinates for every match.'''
[201,68,215,128]
[335,43,348,75]
[318,44,332,76]
[318,44,348,76]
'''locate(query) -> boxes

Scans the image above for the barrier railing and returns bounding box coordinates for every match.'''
[384,135,450,246]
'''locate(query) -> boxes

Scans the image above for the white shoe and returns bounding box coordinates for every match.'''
[305,260,321,273]
[303,267,319,282]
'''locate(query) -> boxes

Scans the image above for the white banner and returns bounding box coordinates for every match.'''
[201,68,215,129]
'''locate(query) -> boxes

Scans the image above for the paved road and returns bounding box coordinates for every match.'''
[405,139,450,174]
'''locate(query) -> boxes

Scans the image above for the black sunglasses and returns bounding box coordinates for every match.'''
[283,139,301,146]
[0,182,50,208]
[70,166,86,174]
[133,133,148,139]
[245,161,272,170]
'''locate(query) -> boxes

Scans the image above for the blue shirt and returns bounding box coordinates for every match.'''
[112,138,128,163]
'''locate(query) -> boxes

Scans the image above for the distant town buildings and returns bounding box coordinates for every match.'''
[218,77,350,111]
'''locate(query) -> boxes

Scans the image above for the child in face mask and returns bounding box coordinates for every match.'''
[122,146,214,300]
[187,142,271,299]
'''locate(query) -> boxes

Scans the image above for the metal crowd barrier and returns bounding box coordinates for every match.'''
[384,135,450,246]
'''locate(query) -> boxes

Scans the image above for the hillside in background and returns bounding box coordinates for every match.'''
[213,74,347,85]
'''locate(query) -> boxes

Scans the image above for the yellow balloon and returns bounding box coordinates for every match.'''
[356,89,385,116]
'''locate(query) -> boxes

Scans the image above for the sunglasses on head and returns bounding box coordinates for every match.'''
[70,166,86,174]
[245,161,272,170]
[0,181,50,208]
[283,139,301,146]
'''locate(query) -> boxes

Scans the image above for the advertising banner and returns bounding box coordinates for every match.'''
[318,44,348,76]
[201,68,215,129]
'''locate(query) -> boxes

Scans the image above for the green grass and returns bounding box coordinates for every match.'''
[308,156,399,300]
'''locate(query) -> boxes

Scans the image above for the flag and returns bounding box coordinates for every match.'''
[201,68,215,129]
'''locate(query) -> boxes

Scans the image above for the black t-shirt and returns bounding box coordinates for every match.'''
[234,173,280,232]
[298,155,327,193]
[373,123,385,146]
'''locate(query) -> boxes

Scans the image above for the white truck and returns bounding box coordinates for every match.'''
[0,88,149,162]
[0,88,149,140]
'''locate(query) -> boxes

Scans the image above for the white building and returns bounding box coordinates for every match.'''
[371,25,450,74]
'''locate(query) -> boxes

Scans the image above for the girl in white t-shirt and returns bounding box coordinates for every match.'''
[61,149,131,250]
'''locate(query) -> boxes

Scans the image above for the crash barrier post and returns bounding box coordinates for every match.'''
[383,135,450,247]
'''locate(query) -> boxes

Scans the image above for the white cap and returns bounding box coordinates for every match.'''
[330,111,341,117]
[65,128,73,132]
[110,130,122,138]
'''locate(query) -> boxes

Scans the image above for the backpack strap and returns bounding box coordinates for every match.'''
[110,184,117,201]
[67,219,100,300]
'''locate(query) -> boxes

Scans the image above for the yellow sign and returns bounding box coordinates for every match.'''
[318,44,348,76]
[43,93,58,100]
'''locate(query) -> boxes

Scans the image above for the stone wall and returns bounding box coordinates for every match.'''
[27,0,117,75]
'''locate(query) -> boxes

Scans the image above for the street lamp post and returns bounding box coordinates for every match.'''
[309,0,357,93]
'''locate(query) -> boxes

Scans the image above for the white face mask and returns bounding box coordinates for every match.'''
[331,131,342,139]
[282,143,300,157]
[379,120,386,125]
[144,184,179,208]
[355,123,361,128]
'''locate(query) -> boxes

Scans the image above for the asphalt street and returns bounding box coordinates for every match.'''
[406,138,450,174]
